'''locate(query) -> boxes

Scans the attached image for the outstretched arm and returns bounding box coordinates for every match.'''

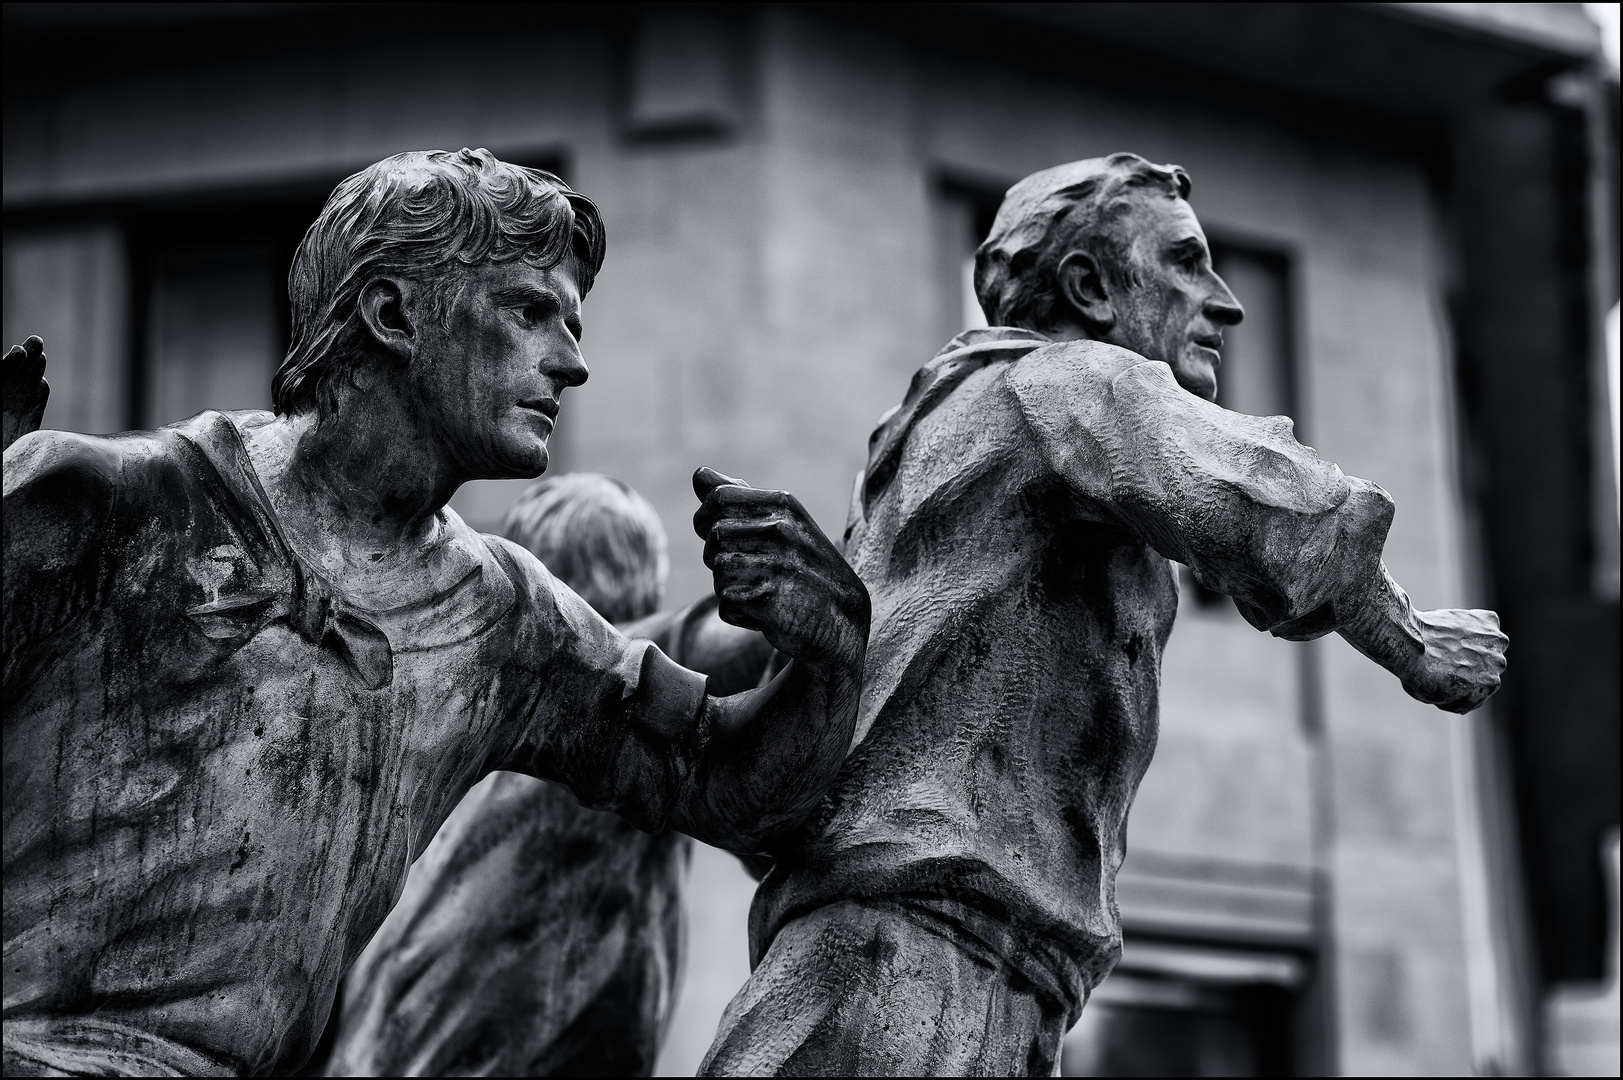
[1336,564,1506,713]
[669,469,869,852]
[504,469,867,854]
[1011,345,1507,714]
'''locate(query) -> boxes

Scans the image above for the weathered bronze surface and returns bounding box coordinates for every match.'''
[323,476,771,1077]
[2,148,1509,1079]
[698,155,1508,1076]
[1,150,868,1077]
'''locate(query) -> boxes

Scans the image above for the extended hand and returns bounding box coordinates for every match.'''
[3,336,50,452]
[1399,607,1508,714]
[692,467,870,668]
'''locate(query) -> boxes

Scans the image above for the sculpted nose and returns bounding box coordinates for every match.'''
[550,344,589,389]
[1206,276,1245,327]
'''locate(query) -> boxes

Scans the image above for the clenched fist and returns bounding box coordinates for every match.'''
[1340,564,1509,716]
[692,467,869,670]
[1399,607,1509,714]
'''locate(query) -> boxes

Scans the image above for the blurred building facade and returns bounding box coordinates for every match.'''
[4,3,1617,1075]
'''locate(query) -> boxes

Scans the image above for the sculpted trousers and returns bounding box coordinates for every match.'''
[699,900,1070,1077]
[324,772,687,1077]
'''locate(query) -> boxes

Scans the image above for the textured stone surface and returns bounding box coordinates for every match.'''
[324,593,773,1076]
[1,151,868,1076]
[701,157,1507,1076]
[326,772,690,1077]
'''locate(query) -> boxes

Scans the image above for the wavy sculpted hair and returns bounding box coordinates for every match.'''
[272,148,606,419]
[501,473,669,625]
[973,152,1191,330]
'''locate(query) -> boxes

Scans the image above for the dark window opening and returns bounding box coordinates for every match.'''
[127,198,324,429]
[1210,244,1297,427]
[1064,976,1297,1076]
[939,175,1007,335]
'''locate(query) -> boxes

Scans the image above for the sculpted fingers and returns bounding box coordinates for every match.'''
[710,563,778,631]
[1445,610,1507,711]
[3,337,50,451]
[694,486,801,539]
[1458,610,1509,674]
[688,467,867,662]
[1406,608,1510,713]
[7,339,43,386]
[693,472,791,546]
[1471,637,1509,676]
[1443,677,1501,714]
[693,466,747,501]
[703,517,799,567]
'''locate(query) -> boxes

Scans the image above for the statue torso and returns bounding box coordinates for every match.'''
[755,341,1179,1009]
[2,415,543,1074]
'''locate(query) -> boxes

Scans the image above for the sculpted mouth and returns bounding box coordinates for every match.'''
[519,398,559,421]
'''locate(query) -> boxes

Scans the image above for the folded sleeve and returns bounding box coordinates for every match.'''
[491,542,710,832]
[1008,344,1392,639]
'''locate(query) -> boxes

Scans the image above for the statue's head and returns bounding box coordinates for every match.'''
[273,148,606,478]
[975,152,1242,401]
[500,472,669,624]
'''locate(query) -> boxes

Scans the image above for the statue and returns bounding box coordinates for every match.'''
[697,154,1509,1076]
[323,472,767,1076]
[1,149,869,1077]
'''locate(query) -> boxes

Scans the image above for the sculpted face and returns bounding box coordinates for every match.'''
[408,258,588,480]
[1097,194,1243,401]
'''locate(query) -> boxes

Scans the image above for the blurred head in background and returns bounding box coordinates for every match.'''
[501,472,669,624]
[974,152,1243,402]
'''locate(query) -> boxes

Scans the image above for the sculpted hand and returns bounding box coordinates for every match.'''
[1339,565,1508,715]
[1399,608,1508,714]
[692,467,870,670]
[3,336,50,452]
[680,468,869,850]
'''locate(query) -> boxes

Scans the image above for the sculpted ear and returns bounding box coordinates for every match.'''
[1056,251,1114,334]
[357,279,416,361]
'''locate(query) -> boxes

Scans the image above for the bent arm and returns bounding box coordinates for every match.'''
[504,591,858,855]
[667,470,870,852]
[621,593,777,697]
[621,596,784,870]
[672,651,861,853]
[497,467,867,854]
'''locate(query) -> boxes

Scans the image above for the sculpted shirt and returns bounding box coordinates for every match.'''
[752,328,1394,1017]
[323,596,769,1078]
[2,412,708,1076]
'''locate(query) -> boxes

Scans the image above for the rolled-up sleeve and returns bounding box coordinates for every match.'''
[492,542,710,832]
[1009,343,1392,639]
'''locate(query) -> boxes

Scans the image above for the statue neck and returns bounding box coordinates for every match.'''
[240,389,467,581]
